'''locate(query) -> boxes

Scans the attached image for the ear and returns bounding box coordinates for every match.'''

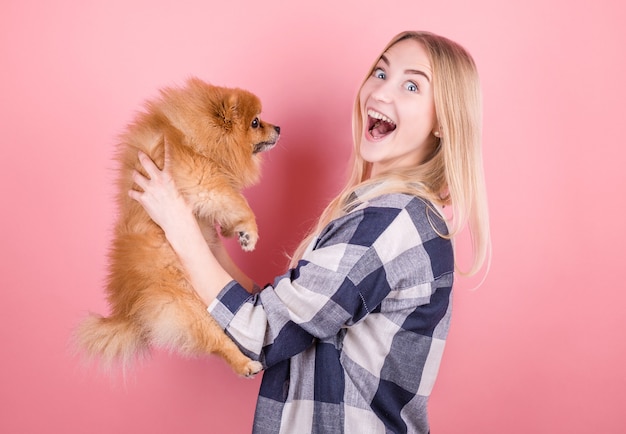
[215,93,239,131]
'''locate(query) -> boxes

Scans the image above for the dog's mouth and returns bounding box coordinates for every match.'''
[253,140,278,154]
[367,109,396,139]
[253,126,280,154]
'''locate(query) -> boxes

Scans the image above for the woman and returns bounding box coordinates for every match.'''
[130,30,490,434]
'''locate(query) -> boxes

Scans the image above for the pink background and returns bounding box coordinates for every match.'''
[2,0,625,432]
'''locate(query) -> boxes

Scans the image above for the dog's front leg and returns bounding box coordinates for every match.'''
[192,187,258,251]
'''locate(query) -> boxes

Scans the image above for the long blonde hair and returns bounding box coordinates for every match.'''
[290,31,491,277]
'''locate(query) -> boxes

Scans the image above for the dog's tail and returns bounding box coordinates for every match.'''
[74,313,148,374]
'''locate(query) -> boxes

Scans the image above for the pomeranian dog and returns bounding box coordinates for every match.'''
[75,77,279,377]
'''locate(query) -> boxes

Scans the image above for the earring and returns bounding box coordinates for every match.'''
[433,131,440,137]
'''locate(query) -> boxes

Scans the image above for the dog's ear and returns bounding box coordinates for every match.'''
[215,93,239,131]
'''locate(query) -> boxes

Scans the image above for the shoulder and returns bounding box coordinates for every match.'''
[363,193,449,238]
[364,194,454,284]
[309,193,454,285]
[317,193,448,249]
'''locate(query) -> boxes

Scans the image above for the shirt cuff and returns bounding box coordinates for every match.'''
[207,279,255,330]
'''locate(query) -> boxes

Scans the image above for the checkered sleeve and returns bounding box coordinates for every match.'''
[208,194,449,369]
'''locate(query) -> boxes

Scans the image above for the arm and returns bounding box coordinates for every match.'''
[210,194,454,368]
[210,203,406,366]
[209,234,256,292]
[128,149,254,304]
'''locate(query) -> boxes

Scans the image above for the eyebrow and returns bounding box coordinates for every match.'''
[380,54,431,82]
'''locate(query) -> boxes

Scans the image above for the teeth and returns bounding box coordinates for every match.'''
[367,109,395,125]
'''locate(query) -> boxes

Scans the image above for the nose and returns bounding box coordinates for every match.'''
[370,80,393,103]
[274,125,280,134]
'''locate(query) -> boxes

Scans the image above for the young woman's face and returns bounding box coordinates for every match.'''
[359,38,438,176]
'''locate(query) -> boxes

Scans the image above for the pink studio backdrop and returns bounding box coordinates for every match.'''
[2,0,625,433]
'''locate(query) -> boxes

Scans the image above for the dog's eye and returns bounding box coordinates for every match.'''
[251,118,260,129]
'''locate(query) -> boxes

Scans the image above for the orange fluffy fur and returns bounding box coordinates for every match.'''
[75,77,279,377]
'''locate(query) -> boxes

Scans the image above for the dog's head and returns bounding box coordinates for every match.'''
[155,77,280,185]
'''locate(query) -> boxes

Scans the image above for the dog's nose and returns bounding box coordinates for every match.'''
[274,126,280,134]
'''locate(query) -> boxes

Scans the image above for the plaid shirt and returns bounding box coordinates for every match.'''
[209,189,454,434]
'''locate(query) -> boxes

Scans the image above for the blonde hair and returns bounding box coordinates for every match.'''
[290,31,491,277]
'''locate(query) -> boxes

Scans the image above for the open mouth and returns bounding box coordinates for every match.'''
[367,109,396,139]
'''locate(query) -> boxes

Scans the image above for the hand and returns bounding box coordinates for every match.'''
[128,139,256,295]
[128,140,193,236]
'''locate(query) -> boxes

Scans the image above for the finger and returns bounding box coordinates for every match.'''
[137,151,161,179]
[128,189,142,202]
[163,136,172,172]
[131,169,150,191]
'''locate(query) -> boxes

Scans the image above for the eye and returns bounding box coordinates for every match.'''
[251,117,260,128]
[373,67,386,80]
[404,81,419,93]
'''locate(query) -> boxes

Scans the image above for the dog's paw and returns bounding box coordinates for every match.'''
[242,360,263,378]
[238,231,257,251]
